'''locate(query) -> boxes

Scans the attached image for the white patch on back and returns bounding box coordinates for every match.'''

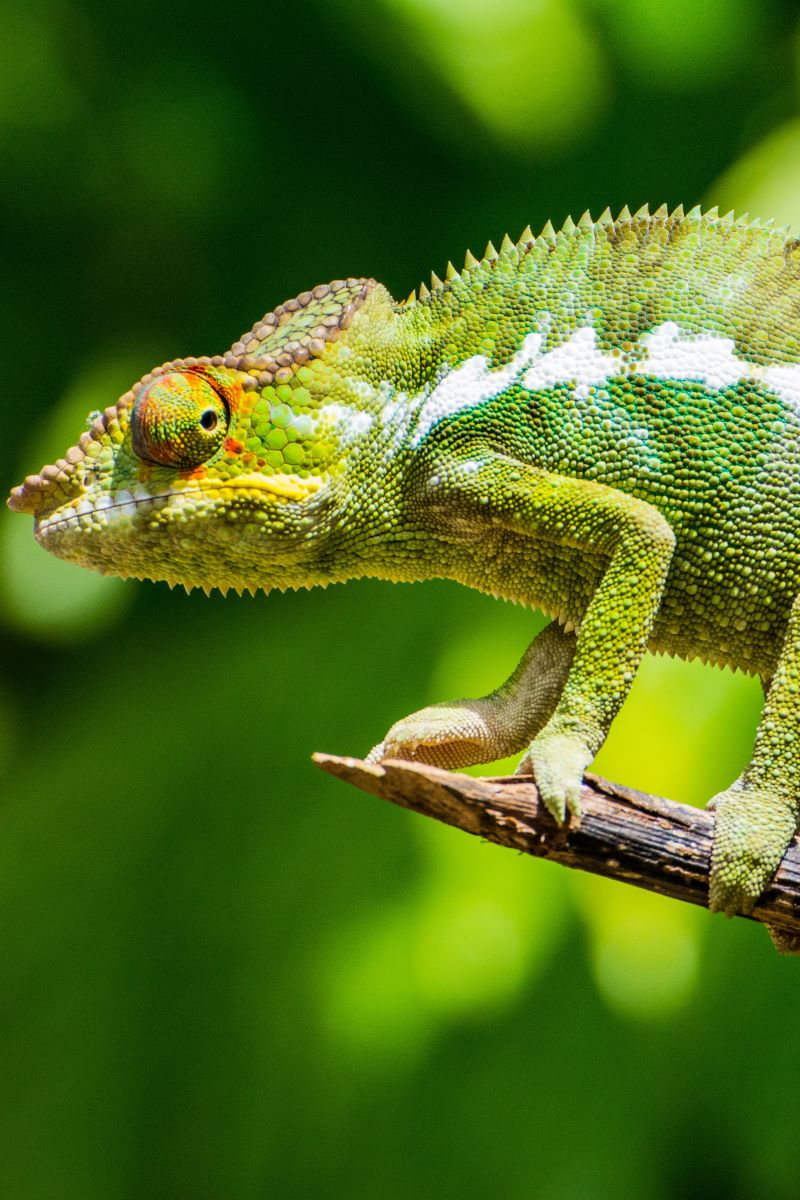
[377,319,800,453]
[410,325,624,447]
[410,332,542,447]
[345,411,374,437]
[762,364,800,410]
[521,326,621,395]
[637,322,800,411]
[636,322,744,390]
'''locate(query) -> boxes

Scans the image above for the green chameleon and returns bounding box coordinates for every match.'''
[10,204,800,944]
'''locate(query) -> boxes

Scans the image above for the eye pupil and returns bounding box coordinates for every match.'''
[200,409,218,432]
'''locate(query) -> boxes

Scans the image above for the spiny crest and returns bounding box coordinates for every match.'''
[405,202,798,310]
[411,227,526,305]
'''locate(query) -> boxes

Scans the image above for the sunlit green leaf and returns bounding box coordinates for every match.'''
[588,0,763,89]
[577,876,704,1018]
[713,117,800,231]
[381,0,607,150]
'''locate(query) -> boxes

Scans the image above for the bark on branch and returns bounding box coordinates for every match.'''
[313,754,800,948]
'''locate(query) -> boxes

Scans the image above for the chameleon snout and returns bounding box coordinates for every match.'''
[8,469,64,516]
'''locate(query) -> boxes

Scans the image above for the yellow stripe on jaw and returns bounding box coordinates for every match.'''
[174,472,325,503]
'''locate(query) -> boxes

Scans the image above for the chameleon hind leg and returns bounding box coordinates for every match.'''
[709,593,800,935]
[367,620,576,769]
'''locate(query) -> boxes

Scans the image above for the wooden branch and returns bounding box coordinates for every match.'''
[313,754,800,951]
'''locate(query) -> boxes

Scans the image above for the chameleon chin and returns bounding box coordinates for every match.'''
[11,204,800,945]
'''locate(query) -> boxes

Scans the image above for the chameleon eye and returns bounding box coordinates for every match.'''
[130,372,228,468]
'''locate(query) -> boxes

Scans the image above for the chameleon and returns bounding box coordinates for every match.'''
[9,202,800,946]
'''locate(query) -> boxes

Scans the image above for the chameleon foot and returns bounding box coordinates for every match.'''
[367,699,529,770]
[367,622,577,772]
[516,726,594,823]
[708,784,797,916]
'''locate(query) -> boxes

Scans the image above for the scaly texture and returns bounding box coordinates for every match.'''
[10,205,800,941]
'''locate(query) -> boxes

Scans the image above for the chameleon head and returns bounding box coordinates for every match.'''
[7,358,344,593]
[8,277,402,591]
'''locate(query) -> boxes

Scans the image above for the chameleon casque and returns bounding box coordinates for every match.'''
[10,203,800,943]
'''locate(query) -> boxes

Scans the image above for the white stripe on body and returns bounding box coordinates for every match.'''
[405,322,800,450]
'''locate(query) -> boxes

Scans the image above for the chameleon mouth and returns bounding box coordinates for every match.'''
[30,472,332,590]
[32,472,326,537]
[33,491,165,538]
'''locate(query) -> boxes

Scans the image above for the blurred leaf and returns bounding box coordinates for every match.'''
[321,819,567,1063]
[713,116,800,230]
[588,0,764,89]
[321,906,435,1068]
[411,817,567,1015]
[379,0,608,151]
[0,683,17,779]
[0,514,127,642]
[594,652,762,807]
[577,876,704,1019]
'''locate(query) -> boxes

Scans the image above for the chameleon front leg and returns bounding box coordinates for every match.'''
[375,456,676,820]
[709,594,800,925]
[367,620,577,769]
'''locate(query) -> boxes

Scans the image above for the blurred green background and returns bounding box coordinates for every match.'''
[2,0,800,1196]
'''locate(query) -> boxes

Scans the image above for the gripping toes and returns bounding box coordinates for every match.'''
[367,623,577,771]
[516,727,594,823]
[709,786,797,916]
[366,701,517,770]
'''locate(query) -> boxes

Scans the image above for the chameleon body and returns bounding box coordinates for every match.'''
[11,204,800,942]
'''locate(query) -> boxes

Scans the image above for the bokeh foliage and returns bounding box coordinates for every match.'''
[2,0,800,1196]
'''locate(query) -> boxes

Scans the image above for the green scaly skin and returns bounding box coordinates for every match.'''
[10,204,800,946]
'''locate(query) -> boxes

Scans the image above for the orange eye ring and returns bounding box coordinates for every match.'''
[131,372,229,467]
